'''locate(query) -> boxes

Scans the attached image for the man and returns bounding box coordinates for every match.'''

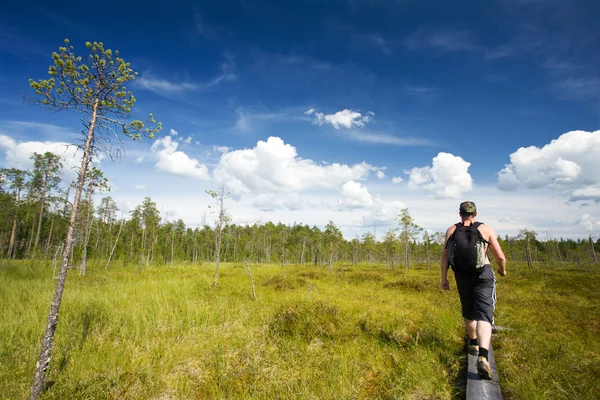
[440,201,507,380]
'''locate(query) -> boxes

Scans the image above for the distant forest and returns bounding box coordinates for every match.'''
[2,153,599,271]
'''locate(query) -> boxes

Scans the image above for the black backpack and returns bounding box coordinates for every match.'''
[446,221,489,274]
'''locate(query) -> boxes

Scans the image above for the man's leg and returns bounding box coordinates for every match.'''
[473,266,496,379]
[476,320,492,350]
[464,319,477,339]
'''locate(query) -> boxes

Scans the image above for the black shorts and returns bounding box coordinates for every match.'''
[454,265,496,324]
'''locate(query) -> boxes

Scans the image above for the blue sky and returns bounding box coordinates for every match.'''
[1,0,600,239]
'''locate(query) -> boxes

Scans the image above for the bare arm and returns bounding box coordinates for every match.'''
[440,226,454,290]
[486,227,507,276]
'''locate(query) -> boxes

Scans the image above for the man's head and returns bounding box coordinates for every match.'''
[459,201,477,218]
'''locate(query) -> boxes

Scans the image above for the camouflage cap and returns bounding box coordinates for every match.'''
[459,201,477,214]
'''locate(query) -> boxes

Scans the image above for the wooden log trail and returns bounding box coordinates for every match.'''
[466,342,503,400]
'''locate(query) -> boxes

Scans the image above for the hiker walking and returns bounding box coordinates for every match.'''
[440,201,507,379]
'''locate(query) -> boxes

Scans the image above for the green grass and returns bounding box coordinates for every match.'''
[0,261,598,399]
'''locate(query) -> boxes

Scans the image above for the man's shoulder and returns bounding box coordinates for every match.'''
[446,224,458,236]
[476,222,496,240]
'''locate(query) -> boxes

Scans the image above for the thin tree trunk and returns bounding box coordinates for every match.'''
[45,216,55,257]
[301,237,306,265]
[27,208,36,256]
[214,224,222,287]
[30,99,98,400]
[8,218,17,259]
[33,172,49,253]
[171,227,174,270]
[105,219,124,271]
[7,187,20,259]
[526,238,533,268]
[80,190,94,276]
[233,233,238,263]
[129,230,134,264]
[94,217,101,251]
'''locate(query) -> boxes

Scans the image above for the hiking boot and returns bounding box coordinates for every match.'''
[468,344,479,355]
[477,356,492,380]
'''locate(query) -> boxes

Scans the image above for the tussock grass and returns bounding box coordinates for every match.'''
[0,262,598,399]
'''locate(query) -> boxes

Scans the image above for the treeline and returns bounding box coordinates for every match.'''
[1,154,599,271]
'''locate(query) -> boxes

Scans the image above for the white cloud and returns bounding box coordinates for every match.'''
[184,136,192,145]
[0,133,83,179]
[136,54,236,96]
[335,181,374,210]
[341,131,430,146]
[170,129,178,136]
[234,108,292,132]
[213,136,377,195]
[351,198,406,229]
[403,84,440,97]
[306,108,374,129]
[135,156,144,163]
[554,77,600,100]
[151,136,210,180]
[136,74,199,95]
[392,176,404,184]
[252,193,304,212]
[376,170,386,179]
[6,121,77,139]
[405,152,473,198]
[206,52,237,87]
[213,145,229,154]
[576,214,600,232]
[134,184,146,191]
[497,130,600,202]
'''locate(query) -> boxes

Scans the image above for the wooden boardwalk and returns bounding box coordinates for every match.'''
[466,342,503,400]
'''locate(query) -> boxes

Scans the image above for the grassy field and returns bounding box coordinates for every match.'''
[1,261,599,399]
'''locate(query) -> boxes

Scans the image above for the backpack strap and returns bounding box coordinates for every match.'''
[445,223,463,249]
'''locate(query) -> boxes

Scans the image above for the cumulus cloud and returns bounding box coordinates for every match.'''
[184,136,193,144]
[497,130,600,202]
[151,136,210,180]
[404,152,473,198]
[335,181,374,211]
[170,129,178,136]
[305,108,374,129]
[213,136,377,195]
[0,133,83,179]
[392,176,404,184]
[376,170,386,179]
